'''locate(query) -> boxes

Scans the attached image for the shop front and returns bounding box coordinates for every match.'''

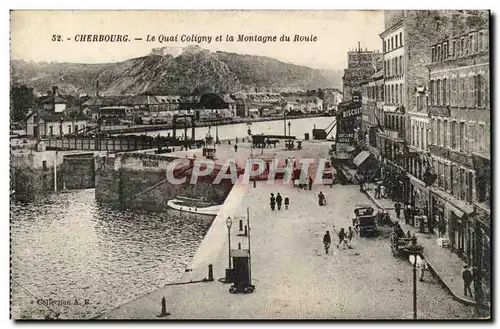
[431,187,474,262]
[407,174,430,228]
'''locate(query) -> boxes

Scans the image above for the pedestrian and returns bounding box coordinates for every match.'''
[416,255,428,281]
[323,231,332,254]
[406,230,412,239]
[375,184,381,199]
[236,137,239,143]
[394,201,401,219]
[234,144,238,152]
[276,193,283,210]
[337,228,347,250]
[308,176,313,190]
[462,265,473,297]
[347,227,354,248]
[270,193,276,211]
[284,197,289,210]
[318,191,326,206]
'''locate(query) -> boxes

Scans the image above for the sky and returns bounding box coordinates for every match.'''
[11,10,384,71]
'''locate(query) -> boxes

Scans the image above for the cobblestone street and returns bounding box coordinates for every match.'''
[102,183,476,319]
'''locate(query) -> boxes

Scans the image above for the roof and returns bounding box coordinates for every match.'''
[220,93,236,103]
[27,109,90,123]
[39,94,67,104]
[83,95,160,107]
[99,106,134,110]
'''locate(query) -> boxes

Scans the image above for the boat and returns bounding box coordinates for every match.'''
[167,196,222,216]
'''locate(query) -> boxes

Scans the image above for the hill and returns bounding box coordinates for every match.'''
[10,49,340,95]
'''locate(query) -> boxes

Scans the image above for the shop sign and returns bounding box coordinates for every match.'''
[342,107,362,118]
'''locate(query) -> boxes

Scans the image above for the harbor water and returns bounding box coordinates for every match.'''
[10,189,214,319]
[135,116,336,140]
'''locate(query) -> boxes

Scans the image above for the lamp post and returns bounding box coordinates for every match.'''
[404,235,424,319]
[226,217,233,269]
[283,110,287,137]
[216,110,219,144]
[288,121,291,138]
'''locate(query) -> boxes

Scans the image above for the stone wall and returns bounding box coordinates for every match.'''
[95,154,233,211]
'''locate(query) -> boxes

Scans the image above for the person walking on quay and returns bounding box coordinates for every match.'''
[284,196,290,210]
[462,265,473,297]
[323,231,332,254]
[318,191,326,206]
[337,228,347,250]
[374,184,381,199]
[234,144,238,152]
[394,201,401,219]
[308,176,313,191]
[347,227,354,248]
[276,193,283,210]
[270,193,276,211]
[416,255,428,282]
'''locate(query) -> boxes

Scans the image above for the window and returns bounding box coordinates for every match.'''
[437,119,441,145]
[395,57,398,75]
[391,85,394,103]
[75,125,78,134]
[461,77,467,107]
[395,34,398,48]
[413,123,420,147]
[400,83,403,104]
[68,125,72,134]
[391,37,394,50]
[459,122,465,152]
[436,79,441,105]
[430,80,435,105]
[451,121,457,149]
[431,47,436,62]
[451,77,457,106]
[469,35,473,53]
[452,40,456,57]
[465,171,473,202]
[444,163,449,191]
[400,55,403,74]
[460,37,465,56]
[474,33,478,52]
[468,75,475,108]
[478,32,483,51]
[443,120,448,147]
[400,32,403,46]
[412,125,416,146]
[421,126,425,150]
[443,78,447,105]
[438,162,444,187]
[384,61,387,76]
[383,40,386,53]
[443,42,448,59]
[395,84,399,103]
[437,45,441,61]
[49,126,53,136]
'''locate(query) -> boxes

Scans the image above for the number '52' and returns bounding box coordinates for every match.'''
[52,35,62,42]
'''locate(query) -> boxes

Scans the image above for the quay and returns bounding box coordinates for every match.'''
[98,141,475,320]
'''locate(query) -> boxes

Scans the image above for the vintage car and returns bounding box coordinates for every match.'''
[352,204,377,237]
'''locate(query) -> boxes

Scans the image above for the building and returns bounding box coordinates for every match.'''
[26,86,89,137]
[323,89,343,114]
[342,43,382,102]
[427,20,490,273]
[360,69,384,159]
[233,93,282,117]
[281,95,323,113]
[150,46,184,57]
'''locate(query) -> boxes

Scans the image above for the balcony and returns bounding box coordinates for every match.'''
[377,129,405,143]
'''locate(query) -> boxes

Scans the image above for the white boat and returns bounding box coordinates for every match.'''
[167,196,221,216]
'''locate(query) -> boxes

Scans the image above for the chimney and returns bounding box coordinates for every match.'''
[52,86,58,97]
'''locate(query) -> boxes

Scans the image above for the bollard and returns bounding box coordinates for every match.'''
[238,242,241,249]
[208,264,214,281]
[253,180,256,188]
[157,297,171,317]
[239,219,243,231]
[244,225,248,236]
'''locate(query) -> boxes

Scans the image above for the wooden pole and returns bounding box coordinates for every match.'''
[54,151,58,192]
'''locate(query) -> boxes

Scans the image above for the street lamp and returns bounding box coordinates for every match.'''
[288,121,291,138]
[226,217,233,269]
[283,110,287,137]
[404,235,424,319]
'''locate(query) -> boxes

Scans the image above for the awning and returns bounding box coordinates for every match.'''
[430,187,474,217]
[353,151,371,167]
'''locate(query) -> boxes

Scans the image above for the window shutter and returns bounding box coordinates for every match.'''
[481,73,487,108]
[468,122,476,152]
[468,75,474,108]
